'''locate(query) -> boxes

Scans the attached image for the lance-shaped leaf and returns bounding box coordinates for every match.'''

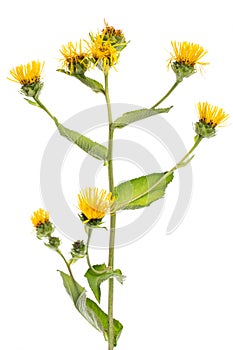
[57,69,105,94]
[85,264,125,303]
[114,172,174,210]
[59,271,123,346]
[113,107,172,128]
[57,124,108,161]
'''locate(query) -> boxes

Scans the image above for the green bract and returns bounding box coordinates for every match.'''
[171,61,196,82]
[195,120,216,138]
[21,81,44,98]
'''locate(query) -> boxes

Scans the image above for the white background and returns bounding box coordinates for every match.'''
[1,0,233,349]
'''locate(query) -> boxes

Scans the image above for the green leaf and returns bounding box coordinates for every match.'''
[57,124,108,161]
[113,107,172,128]
[24,98,41,107]
[86,299,123,346]
[114,172,174,210]
[74,74,105,94]
[85,264,125,303]
[59,270,85,299]
[59,271,123,346]
[57,69,105,94]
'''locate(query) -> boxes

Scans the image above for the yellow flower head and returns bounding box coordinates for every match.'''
[197,102,229,127]
[59,40,90,74]
[78,188,114,222]
[9,60,44,86]
[169,41,208,81]
[170,41,208,67]
[195,102,229,138]
[31,208,50,228]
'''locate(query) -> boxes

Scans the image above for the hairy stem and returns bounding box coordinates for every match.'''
[56,249,75,281]
[151,80,181,109]
[86,227,109,275]
[33,96,59,126]
[105,72,116,350]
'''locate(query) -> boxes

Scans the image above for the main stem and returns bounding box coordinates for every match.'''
[105,72,116,350]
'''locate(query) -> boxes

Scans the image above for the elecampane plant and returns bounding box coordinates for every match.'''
[9,21,229,350]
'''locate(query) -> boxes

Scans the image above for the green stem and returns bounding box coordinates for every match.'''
[104,72,116,350]
[33,96,59,126]
[151,80,181,109]
[86,227,109,275]
[173,135,203,170]
[56,249,75,281]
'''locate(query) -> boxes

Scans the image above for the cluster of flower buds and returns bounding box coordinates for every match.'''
[59,21,127,74]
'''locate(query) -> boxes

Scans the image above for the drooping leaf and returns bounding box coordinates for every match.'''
[113,107,172,128]
[57,69,105,94]
[60,270,84,299]
[57,124,108,161]
[114,172,174,210]
[85,264,125,303]
[59,271,123,346]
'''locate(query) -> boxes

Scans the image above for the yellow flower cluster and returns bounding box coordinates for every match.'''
[60,22,127,73]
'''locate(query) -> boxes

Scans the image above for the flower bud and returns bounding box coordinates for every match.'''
[47,236,61,249]
[36,221,54,240]
[71,240,86,259]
